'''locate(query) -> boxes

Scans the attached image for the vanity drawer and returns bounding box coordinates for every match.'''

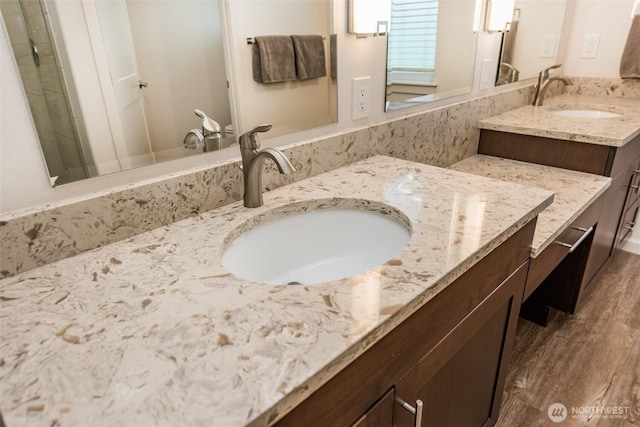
[523,194,603,301]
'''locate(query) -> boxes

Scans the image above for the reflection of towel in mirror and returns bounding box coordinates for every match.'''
[252,36,296,83]
[291,35,327,80]
[330,34,337,80]
[620,15,640,79]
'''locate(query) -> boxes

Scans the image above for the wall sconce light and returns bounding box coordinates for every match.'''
[348,0,391,36]
[485,0,515,32]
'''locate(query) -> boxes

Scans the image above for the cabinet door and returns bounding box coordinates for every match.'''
[393,264,527,427]
[582,171,629,286]
[352,388,394,427]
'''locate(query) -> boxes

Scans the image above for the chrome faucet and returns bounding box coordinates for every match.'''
[239,124,296,208]
[194,109,222,152]
[500,62,520,84]
[184,109,223,152]
[532,64,573,106]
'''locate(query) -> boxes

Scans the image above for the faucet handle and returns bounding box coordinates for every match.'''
[541,63,562,78]
[239,124,272,149]
[194,109,221,133]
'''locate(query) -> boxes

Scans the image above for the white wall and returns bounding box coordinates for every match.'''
[564,0,635,77]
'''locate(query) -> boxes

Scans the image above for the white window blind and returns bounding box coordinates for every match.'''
[387,0,439,73]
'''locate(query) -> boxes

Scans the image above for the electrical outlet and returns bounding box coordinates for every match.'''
[581,34,600,58]
[352,77,370,120]
[541,35,557,58]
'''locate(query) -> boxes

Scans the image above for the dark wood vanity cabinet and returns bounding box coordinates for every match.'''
[479,130,640,292]
[352,389,395,427]
[520,195,604,325]
[392,263,527,427]
[274,221,535,427]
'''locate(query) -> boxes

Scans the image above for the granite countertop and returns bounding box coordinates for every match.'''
[0,156,553,427]
[450,155,611,257]
[477,94,640,146]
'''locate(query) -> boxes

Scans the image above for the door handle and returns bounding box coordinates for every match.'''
[30,39,40,67]
[556,226,594,253]
[396,397,423,427]
[138,80,148,89]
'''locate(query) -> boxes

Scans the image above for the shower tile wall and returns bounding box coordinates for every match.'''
[1,0,86,184]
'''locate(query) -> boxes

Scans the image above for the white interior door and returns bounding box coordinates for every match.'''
[93,0,154,168]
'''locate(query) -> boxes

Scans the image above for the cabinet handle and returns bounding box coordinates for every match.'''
[624,221,636,231]
[397,398,423,427]
[556,226,594,253]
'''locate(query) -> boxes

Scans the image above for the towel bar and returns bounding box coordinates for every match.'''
[247,36,326,45]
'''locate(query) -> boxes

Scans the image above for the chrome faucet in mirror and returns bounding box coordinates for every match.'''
[184,109,234,153]
[495,1,570,87]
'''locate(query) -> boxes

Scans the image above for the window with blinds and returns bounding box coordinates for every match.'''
[387,0,439,84]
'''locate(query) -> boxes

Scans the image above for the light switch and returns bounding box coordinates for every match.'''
[581,34,600,58]
[541,35,557,58]
[480,59,493,90]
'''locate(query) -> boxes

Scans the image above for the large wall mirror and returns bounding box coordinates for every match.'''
[225,0,337,139]
[496,0,569,85]
[385,0,479,112]
[1,0,336,186]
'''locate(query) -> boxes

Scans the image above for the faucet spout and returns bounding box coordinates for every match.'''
[239,125,296,208]
[532,64,573,106]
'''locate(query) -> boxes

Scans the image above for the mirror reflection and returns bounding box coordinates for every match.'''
[1,0,337,186]
[385,0,478,112]
[2,0,234,185]
[496,0,568,85]
[225,0,337,139]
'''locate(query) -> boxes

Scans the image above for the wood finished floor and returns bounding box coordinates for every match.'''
[496,250,640,427]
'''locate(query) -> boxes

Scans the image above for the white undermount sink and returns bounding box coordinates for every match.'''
[551,109,621,119]
[221,202,412,285]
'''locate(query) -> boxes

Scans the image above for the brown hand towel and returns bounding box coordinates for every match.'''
[620,15,640,79]
[252,36,296,83]
[291,35,327,80]
[330,33,337,80]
